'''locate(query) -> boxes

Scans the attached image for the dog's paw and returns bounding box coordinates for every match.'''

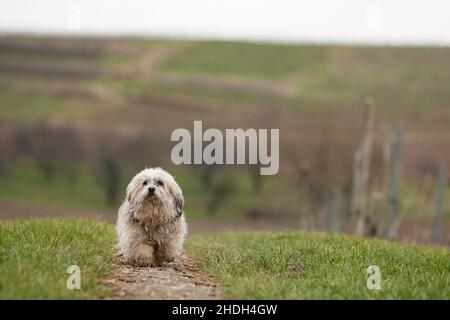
[155,256,175,267]
[129,255,156,267]
[133,259,156,267]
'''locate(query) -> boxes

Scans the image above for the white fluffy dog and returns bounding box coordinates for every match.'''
[116,167,187,266]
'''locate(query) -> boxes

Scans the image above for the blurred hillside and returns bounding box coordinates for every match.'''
[0,36,449,245]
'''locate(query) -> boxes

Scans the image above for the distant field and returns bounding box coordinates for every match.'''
[1,38,450,116]
[0,218,115,299]
[156,42,450,114]
[0,89,94,121]
[189,231,450,299]
[158,42,325,79]
[0,37,449,244]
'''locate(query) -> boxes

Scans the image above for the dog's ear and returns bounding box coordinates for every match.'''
[175,194,183,217]
[126,183,134,207]
[173,186,184,217]
[126,188,138,220]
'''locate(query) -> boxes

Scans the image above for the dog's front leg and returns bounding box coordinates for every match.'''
[155,238,182,265]
[129,241,155,267]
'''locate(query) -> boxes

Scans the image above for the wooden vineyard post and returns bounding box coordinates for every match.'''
[353,98,375,236]
[385,120,403,240]
[431,165,446,245]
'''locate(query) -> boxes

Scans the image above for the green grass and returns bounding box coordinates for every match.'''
[1,219,448,300]
[0,218,116,299]
[188,231,450,299]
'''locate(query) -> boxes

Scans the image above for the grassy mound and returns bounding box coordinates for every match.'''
[0,218,116,299]
[188,231,449,299]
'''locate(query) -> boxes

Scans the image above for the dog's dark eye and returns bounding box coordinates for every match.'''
[156,180,164,186]
[143,180,148,186]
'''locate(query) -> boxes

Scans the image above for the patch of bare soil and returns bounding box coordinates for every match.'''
[103,256,219,300]
[396,219,450,246]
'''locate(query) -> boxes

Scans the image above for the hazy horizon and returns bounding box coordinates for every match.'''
[1,0,450,47]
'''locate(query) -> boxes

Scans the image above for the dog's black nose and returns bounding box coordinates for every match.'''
[148,186,155,194]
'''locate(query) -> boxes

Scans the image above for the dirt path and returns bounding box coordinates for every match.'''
[104,256,219,300]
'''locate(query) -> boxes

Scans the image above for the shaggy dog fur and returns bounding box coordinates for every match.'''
[116,167,187,266]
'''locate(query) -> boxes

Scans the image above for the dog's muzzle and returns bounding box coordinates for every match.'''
[147,186,155,196]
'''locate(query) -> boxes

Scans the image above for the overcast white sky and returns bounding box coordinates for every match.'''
[1,0,450,46]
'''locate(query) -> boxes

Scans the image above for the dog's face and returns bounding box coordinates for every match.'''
[126,168,184,225]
